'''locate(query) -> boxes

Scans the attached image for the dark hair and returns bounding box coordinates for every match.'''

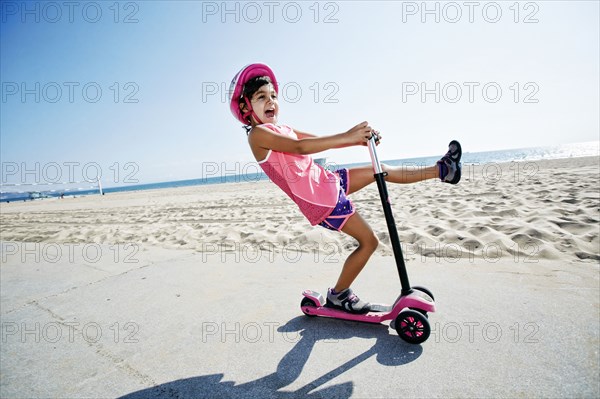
[242,75,273,101]
[240,76,273,133]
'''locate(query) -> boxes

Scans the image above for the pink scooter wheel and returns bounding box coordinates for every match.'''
[300,297,318,317]
[394,309,431,344]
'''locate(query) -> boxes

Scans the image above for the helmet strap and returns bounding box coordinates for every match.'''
[242,96,264,125]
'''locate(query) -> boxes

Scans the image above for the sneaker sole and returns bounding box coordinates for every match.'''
[325,299,371,314]
[448,140,462,163]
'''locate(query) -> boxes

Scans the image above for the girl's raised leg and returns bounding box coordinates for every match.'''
[347,164,439,195]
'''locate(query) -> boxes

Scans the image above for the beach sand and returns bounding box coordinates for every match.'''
[1,156,599,398]
[2,156,599,262]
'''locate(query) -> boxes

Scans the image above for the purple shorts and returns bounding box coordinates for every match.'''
[318,169,355,231]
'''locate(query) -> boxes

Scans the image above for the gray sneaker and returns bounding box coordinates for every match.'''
[326,288,370,314]
[437,140,462,184]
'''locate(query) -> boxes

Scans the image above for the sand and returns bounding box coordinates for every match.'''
[2,156,599,262]
[1,156,599,398]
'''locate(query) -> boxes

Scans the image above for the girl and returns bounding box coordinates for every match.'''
[229,63,461,314]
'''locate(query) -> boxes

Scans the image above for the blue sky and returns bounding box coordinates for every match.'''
[1,1,599,185]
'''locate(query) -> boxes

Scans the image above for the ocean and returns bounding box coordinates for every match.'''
[1,141,598,203]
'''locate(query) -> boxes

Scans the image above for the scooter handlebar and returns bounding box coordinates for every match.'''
[367,131,383,175]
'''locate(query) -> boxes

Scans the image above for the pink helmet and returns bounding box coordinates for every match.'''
[229,63,278,125]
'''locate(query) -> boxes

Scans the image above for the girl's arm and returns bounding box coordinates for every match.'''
[295,127,380,149]
[249,122,373,155]
[295,129,355,149]
[293,130,317,139]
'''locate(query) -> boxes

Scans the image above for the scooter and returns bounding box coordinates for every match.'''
[301,133,436,344]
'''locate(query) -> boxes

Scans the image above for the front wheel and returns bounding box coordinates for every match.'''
[412,286,434,301]
[395,309,431,344]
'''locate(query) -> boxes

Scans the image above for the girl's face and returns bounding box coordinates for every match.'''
[248,83,278,125]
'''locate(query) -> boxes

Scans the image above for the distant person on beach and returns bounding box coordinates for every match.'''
[229,63,462,314]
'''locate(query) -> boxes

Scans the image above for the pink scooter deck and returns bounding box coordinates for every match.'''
[301,289,435,324]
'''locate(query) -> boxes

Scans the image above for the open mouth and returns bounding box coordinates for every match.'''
[265,109,275,118]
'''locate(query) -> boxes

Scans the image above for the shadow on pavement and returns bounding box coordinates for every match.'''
[120,316,422,398]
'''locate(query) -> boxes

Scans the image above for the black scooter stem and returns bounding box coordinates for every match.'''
[367,134,412,295]
[373,172,412,295]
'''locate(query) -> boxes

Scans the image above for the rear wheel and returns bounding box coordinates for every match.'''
[301,297,317,317]
[395,309,430,344]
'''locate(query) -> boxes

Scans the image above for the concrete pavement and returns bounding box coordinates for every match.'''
[1,242,598,398]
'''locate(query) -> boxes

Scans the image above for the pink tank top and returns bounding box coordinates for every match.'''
[257,124,339,225]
